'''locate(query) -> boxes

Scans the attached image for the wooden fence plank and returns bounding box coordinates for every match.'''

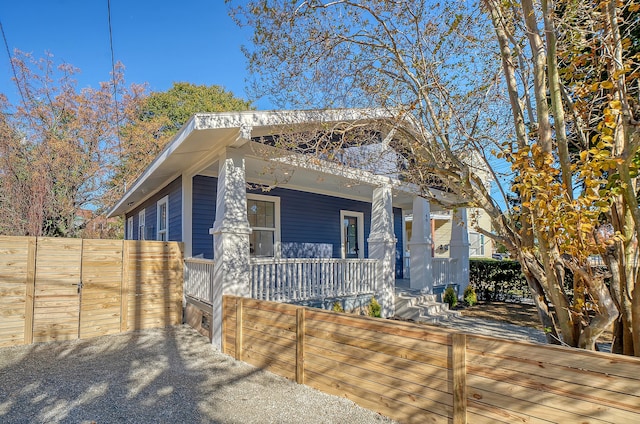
[305,321,449,369]
[305,370,448,424]
[468,372,638,423]
[24,237,36,344]
[236,298,243,361]
[305,335,451,394]
[306,353,452,416]
[467,375,611,424]
[467,335,640,380]
[466,339,640,397]
[296,307,305,384]
[305,308,451,344]
[305,316,449,363]
[467,362,640,415]
[452,333,467,424]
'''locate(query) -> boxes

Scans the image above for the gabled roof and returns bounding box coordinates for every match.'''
[108,109,410,217]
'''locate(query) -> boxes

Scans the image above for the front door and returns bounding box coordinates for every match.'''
[344,216,359,258]
[342,212,363,259]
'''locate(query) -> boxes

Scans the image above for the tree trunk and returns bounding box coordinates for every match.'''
[519,251,561,344]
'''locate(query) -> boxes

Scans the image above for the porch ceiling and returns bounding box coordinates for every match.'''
[199,142,418,208]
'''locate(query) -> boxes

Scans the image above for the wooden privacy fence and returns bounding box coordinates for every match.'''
[0,236,183,347]
[222,295,640,424]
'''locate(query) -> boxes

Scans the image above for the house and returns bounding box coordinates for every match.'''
[108,109,491,347]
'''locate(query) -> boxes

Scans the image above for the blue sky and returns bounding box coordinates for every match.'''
[0,0,266,108]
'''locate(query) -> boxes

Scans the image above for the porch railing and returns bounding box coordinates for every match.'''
[432,258,458,286]
[184,258,215,304]
[250,258,378,302]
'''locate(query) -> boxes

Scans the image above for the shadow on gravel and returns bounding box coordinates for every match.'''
[0,326,266,424]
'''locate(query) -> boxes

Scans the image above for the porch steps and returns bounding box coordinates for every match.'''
[394,290,460,324]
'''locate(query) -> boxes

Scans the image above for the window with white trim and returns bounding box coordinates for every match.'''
[127,216,134,240]
[247,194,280,257]
[157,196,169,241]
[138,210,145,240]
[469,231,485,257]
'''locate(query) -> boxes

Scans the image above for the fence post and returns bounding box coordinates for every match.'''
[452,333,467,424]
[235,298,243,361]
[121,241,130,332]
[24,237,37,345]
[296,307,306,384]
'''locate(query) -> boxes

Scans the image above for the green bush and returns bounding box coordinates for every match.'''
[469,258,529,302]
[443,287,458,309]
[463,286,478,306]
[368,297,381,317]
[331,301,344,313]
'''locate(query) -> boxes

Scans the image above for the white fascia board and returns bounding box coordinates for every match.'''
[194,108,394,135]
[107,117,197,217]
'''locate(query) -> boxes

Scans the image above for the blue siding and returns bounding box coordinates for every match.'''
[126,174,405,268]
[192,175,217,259]
[168,184,182,241]
[249,187,372,259]
[124,176,182,241]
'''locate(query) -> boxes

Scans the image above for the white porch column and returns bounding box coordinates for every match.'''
[210,148,251,349]
[368,184,396,317]
[409,197,433,292]
[181,173,194,258]
[449,208,470,297]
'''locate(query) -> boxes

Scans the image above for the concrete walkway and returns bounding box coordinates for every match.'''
[433,315,548,343]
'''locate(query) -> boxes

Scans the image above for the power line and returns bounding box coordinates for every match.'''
[107,0,122,155]
[0,19,28,106]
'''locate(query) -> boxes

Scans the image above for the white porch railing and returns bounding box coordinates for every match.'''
[184,258,215,304]
[432,258,458,286]
[250,258,378,302]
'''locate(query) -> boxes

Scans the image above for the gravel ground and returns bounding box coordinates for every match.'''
[0,325,397,424]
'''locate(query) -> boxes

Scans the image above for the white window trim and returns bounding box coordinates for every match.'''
[469,231,485,257]
[340,210,365,259]
[138,209,146,240]
[247,193,281,257]
[127,216,134,240]
[157,196,169,241]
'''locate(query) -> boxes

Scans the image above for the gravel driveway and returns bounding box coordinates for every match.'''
[0,325,397,424]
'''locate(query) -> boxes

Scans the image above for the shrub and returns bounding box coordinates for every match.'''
[443,287,458,309]
[469,258,529,302]
[368,297,381,317]
[463,286,477,306]
[331,301,344,313]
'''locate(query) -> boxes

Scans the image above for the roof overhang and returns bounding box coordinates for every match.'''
[108,109,408,217]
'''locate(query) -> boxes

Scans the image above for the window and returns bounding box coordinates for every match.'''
[247,194,280,257]
[157,196,168,241]
[469,232,485,257]
[138,210,146,240]
[127,216,134,240]
[340,210,364,259]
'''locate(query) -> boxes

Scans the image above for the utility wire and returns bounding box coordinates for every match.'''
[0,19,28,107]
[107,0,122,156]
